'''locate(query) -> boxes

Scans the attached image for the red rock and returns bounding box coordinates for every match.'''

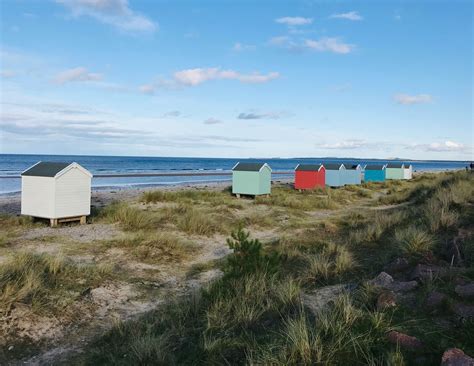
[377,291,397,310]
[386,331,423,350]
[441,348,474,366]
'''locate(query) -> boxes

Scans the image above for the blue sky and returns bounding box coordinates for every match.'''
[0,0,472,160]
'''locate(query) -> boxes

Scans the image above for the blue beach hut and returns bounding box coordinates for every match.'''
[343,164,363,185]
[324,163,345,187]
[363,165,386,182]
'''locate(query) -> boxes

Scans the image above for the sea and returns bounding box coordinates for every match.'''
[0,154,470,195]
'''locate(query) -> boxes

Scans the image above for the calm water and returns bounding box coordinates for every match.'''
[0,154,469,194]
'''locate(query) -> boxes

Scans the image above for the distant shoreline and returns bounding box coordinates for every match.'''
[0,168,465,196]
[0,153,470,164]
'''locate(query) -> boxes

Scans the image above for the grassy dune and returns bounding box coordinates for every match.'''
[71,171,473,365]
[1,171,473,364]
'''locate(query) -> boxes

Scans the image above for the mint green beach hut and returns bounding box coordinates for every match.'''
[385,163,405,180]
[232,162,272,197]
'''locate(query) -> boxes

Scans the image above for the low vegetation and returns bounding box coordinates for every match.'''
[0,252,111,315]
[73,171,474,365]
[1,171,473,364]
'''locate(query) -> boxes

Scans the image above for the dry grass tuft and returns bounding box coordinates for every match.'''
[0,252,110,315]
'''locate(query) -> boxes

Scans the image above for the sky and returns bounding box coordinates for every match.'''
[0,0,472,160]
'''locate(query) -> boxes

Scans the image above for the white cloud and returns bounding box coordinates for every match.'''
[162,110,181,118]
[320,139,368,149]
[330,11,363,21]
[275,17,313,26]
[237,111,288,120]
[203,118,222,125]
[232,42,256,52]
[408,141,469,153]
[304,37,354,54]
[1,70,17,78]
[53,67,103,84]
[139,83,155,94]
[394,94,433,105]
[173,68,279,86]
[56,0,157,33]
[269,36,292,46]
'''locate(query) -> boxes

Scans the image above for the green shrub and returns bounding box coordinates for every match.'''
[225,228,282,277]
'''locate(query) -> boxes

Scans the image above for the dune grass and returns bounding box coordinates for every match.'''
[394,226,436,259]
[76,231,393,365]
[102,231,197,264]
[303,242,356,285]
[99,202,159,230]
[9,171,473,364]
[140,188,236,207]
[0,252,111,315]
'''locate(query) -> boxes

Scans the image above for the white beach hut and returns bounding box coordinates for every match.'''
[21,162,93,227]
[403,164,413,180]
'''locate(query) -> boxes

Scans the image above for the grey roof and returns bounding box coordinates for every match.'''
[323,163,343,170]
[346,164,361,170]
[295,164,323,171]
[22,162,71,177]
[365,164,386,171]
[386,163,403,168]
[232,162,268,172]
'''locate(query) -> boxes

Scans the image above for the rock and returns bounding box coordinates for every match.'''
[377,291,397,310]
[411,264,449,281]
[368,272,418,292]
[390,280,418,292]
[384,257,410,274]
[452,303,474,320]
[441,348,474,366]
[426,291,448,309]
[303,284,357,315]
[386,331,423,350]
[455,284,474,299]
[369,272,394,288]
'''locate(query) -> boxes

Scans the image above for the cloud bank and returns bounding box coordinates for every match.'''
[330,11,363,21]
[394,94,433,105]
[56,0,157,33]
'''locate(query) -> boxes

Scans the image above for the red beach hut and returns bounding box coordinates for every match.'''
[294,164,325,190]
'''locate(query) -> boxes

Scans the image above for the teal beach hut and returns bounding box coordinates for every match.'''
[386,163,405,180]
[344,164,363,185]
[324,163,346,187]
[364,165,386,182]
[232,162,272,197]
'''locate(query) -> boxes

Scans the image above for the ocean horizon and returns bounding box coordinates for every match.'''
[0,153,470,194]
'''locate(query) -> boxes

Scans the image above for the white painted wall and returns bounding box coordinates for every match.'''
[54,167,91,218]
[21,165,91,219]
[403,166,413,180]
[21,176,55,218]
